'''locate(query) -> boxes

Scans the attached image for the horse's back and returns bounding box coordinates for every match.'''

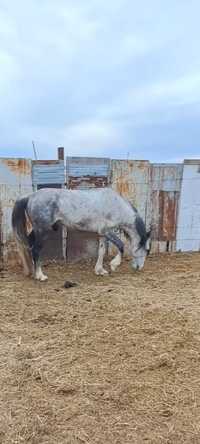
[27,187,133,229]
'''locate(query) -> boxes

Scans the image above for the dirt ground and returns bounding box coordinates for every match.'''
[0,253,200,444]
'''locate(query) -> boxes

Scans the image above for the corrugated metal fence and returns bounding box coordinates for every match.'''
[110,160,183,255]
[0,158,32,265]
[150,163,183,253]
[176,160,200,251]
[1,154,200,266]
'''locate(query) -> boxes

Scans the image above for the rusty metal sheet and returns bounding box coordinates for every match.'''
[110,160,183,255]
[110,160,151,256]
[0,158,33,265]
[151,163,183,192]
[1,158,31,176]
[66,157,110,189]
[151,190,179,253]
[0,158,32,187]
[111,160,151,222]
[150,164,183,253]
[68,176,108,189]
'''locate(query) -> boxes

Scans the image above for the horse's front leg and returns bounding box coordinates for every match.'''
[110,252,122,272]
[104,231,123,272]
[31,230,48,281]
[95,237,109,276]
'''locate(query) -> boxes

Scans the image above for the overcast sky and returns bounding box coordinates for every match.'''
[0,0,200,162]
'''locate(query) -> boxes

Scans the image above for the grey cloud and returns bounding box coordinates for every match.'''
[0,0,200,160]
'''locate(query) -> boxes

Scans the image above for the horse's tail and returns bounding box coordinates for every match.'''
[12,197,29,246]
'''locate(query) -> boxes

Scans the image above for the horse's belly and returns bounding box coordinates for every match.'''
[72,217,117,234]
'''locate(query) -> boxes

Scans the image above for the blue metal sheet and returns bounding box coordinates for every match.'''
[66,157,110,178]
[32,161,65,187]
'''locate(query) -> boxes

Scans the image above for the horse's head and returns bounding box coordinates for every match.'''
[131,216,151,271]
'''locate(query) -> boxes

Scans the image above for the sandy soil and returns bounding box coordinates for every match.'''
[0,253,200,444]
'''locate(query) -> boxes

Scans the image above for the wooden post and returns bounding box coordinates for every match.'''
[57,147,64,161]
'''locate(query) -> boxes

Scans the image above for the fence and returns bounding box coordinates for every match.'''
[0,158,32,266]
[0,151,200,265]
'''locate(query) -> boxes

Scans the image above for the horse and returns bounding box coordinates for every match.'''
[12,187,151,281]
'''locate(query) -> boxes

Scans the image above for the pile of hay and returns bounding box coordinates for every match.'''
[0,254,200,443]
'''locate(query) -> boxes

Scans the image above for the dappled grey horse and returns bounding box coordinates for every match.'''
[12,188,151,281]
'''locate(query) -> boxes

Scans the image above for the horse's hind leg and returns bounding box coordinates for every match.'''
[95,238,108,276]
[30,230,48,281]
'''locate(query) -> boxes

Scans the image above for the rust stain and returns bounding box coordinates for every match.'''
[133,160,149,171]
[115,177,130,196]
[2,158,31,175]
[158,191,178,241]
[68,175,108,189]
[32,160,60,165]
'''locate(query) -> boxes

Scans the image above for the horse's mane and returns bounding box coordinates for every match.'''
[135,215,149,248]
[127,201,149,248]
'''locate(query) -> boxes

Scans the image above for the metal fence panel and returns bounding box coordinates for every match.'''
[176,160,200,251]
[0,158,32,265]
[32,160,65,187]
[150,164,183,252]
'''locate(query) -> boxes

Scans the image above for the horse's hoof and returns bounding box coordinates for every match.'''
[40,275,48,281]
[35,274,48,281]
[95,269,109,276]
